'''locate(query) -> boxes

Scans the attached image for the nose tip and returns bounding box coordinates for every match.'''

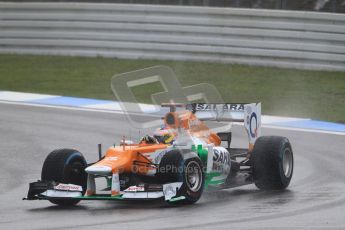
[85,165,112,175]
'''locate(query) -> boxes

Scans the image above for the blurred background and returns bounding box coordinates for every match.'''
[2,0,344,13]
[0,0,344,122]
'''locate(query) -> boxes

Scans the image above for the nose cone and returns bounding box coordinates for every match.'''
[85,165,112,175]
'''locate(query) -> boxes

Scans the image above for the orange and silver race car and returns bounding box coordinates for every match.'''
[25,103,294,205]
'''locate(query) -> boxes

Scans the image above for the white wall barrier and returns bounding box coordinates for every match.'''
[0,2,344,71]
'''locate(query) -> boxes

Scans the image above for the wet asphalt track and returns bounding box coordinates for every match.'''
[0,102,345,230]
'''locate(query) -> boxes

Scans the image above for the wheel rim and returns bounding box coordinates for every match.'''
[185,161,202,192]
[282,148,293,178]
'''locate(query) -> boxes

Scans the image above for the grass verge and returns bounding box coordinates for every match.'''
[0,54,344,122]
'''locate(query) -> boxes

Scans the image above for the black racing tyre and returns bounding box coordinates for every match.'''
[157,150,184,183]
[158,150,205,205]
[251,136,294,190]
[41,149,87,206]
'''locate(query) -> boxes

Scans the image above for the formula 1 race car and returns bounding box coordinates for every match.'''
[25,103,294,205]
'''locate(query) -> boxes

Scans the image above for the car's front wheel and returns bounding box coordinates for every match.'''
[178,157,205,204]
[41,149,87,206]
[158,150,205,204]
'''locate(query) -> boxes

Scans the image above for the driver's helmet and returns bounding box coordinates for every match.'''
[153,126,176,144]
[139,135,159,144]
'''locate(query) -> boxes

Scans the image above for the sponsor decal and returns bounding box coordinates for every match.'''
[249,112,258,138]
[54,183,82,192]
[107,157,118,161]
[212,147,230,174]
[195,103,244,111]
[124,186,145,192]
[213,148,229,164]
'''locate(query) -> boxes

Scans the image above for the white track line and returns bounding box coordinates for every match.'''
[257,124,345,136]
[0,100,125,114]
[0,100,344,136]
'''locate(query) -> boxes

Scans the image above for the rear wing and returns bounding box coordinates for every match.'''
[186,103,261,150]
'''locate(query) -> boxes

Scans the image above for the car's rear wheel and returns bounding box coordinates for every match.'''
[251,136,294,190]
[41,149,87,206]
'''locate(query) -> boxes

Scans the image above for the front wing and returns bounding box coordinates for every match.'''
[24,181,185,202]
